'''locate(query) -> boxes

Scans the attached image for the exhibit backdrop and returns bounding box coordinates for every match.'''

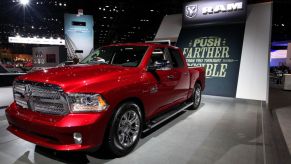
[177,24,245,97]
[32,46,66,68]
[33,46,59,67]
[177,0,247,97]
[155,2,272,101]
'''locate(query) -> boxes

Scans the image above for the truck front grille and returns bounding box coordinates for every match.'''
[13,81,69,115]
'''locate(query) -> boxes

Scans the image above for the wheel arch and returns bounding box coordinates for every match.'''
[103,96,145,156]
[196,80,202,87]
[115,97,145,122]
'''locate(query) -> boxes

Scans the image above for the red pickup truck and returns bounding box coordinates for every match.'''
[5,43,205,156]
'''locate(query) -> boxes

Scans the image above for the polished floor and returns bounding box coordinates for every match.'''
[0,87,13,107]
[269,86,291,154]
[0,96,289,164]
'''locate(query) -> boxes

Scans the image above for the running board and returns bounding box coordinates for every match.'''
[143,102,193,133]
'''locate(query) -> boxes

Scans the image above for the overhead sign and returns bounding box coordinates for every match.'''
[8,36,65,45]
[183,0,247,26]
[64,13,94,60]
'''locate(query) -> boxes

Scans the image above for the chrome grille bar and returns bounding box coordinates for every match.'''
[33,101,66,115]
[30,85,61,99]
[13,81,69,115]
[14,84,25,94]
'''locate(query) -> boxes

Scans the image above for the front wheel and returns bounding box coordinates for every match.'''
[106,102,142,157]
[191,83,202,110]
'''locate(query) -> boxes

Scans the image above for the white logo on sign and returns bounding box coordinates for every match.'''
[185,5,198,18]
[202,2,243,15]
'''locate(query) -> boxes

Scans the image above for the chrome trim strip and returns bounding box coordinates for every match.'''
[0,73,26,76]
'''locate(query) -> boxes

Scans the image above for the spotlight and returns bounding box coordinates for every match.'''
[20,0,30,5]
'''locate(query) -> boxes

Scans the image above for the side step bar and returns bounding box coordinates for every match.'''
[143,102,193,133]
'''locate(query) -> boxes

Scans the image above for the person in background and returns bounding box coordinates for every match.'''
[278,62,290,74]
[276,62,290,84]
[73,57,80,64]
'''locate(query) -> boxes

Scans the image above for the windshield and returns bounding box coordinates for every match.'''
[80,46,148,67]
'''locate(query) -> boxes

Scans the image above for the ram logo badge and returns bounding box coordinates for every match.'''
[185,5,198,18]
[24,84,32,100]
[150,85,158,94]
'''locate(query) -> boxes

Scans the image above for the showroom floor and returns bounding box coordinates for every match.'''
[0,87,13,108]
[0,96,289,164]
[269,86,291,155]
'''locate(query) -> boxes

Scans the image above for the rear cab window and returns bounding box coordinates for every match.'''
[168,48,185,68]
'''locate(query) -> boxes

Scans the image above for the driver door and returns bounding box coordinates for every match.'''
[147,47,179,115]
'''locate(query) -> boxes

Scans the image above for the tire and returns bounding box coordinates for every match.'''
[191,83,202,110]
[106,102,142,157]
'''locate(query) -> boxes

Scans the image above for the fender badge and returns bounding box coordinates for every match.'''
[150,85,158,94]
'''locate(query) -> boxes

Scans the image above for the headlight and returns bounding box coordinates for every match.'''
[68,94,109,113]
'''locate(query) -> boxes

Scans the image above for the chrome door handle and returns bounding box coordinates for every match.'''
[167,75,175,79]
[184,72,189,76]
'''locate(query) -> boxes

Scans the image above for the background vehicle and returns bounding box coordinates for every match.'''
[5,43,205,157]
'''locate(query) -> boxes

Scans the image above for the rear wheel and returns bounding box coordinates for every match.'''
[191,83,202,110]
[106,102,142,157]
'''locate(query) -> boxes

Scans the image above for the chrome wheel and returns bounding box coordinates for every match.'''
[190,83,202,110]
[117,109,140,148]
[194,86,201,106]
[107,102,142,157]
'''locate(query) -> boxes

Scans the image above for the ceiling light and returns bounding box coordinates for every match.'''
[19,0,29,5]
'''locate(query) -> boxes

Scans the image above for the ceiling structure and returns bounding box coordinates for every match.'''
[272,0,291,42]
[0,0,289,51]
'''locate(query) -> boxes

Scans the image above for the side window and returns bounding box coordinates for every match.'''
[149,48,173,70]
[168,48,185,68]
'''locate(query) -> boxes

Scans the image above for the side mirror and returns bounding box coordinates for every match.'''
[147,65,157,72]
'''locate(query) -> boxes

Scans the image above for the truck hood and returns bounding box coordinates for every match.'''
[18,64,140,92]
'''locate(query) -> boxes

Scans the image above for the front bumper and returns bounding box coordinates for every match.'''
[5,102,111,151]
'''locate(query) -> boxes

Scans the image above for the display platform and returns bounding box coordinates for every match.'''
[0,96,289,164]
[283,74,291,90]
[269,86,291,155]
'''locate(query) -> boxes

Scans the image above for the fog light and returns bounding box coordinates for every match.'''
[73,132,82,144]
